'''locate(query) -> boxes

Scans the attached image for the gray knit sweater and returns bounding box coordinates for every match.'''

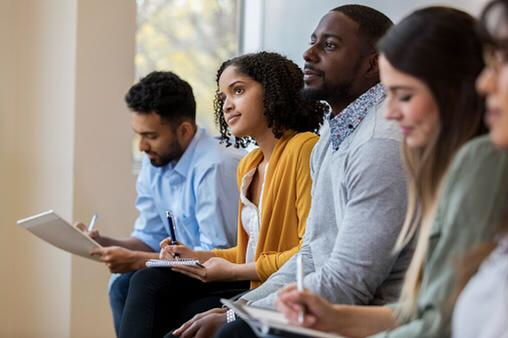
[242,97,413,309]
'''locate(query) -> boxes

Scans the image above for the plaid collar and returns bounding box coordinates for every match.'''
[328,83,385,151]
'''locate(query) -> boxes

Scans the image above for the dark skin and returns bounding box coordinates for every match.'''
[173,10,383,338]
[302,11,380,115]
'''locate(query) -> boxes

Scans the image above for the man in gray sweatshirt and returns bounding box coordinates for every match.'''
[168,5,413,338]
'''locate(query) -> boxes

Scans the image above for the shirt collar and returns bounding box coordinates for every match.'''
[328,83,385,151]
[167,127,204,178]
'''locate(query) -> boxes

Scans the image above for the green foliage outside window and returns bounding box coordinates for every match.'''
[135,0,239,133]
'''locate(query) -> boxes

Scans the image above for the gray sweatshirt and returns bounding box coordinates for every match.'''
[242,92,412,309]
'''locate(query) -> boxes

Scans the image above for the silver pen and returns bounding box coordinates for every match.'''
[88,213,98,232]
[296,253,305,324]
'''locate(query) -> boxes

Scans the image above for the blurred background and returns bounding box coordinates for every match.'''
[0,0,488,337]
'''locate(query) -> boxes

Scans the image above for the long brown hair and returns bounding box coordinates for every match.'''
[377,7,486,318]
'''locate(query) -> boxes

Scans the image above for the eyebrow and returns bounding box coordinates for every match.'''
[310,32,343,42]
[134,130,157,136]
[386,85,415,92]
[227,80,246,89]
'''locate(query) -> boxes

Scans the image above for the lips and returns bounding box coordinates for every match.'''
[485,108,501,127]
[146,152,158,160]
[226,113,241,125]
[399,125,413,136]
[303,64,323,77]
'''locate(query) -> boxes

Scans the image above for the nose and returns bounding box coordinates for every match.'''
[303,43,318,63]
[383,97,402,121]
[223,96,233,114]
[139,137,149,153]
[476,66,496,97]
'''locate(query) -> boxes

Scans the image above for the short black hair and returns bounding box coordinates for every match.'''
[125,71,196,124]
[332,4,393,49]
[214,52,327,148]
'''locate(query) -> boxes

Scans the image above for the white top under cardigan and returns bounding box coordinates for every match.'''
[239,164,268,263]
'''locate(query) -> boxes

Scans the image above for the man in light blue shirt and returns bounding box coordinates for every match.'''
[83,71,243,336]
[132,126,240,252]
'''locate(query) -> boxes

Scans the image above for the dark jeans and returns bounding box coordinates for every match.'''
[119,268,249,338]
[109,272,135,337]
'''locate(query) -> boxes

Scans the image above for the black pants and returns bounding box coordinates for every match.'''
[214,318,257,338]
[215,318,304,338]
[118,268,249,338]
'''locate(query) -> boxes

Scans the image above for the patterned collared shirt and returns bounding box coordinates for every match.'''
[328,83,386,151]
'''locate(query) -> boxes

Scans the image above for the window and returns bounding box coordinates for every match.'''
[133,0,240,170]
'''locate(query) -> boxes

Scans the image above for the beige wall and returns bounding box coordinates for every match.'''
[0,0,137,337]
[70,1,137,338]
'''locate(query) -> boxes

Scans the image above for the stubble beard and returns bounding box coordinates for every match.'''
[149,141,184,167]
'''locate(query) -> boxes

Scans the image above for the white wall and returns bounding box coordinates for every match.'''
[242,0,490,65]
[0,0,137,337]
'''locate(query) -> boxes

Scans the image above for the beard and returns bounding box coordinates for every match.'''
[301,80,353,103]
[148,140,184,167]
[302,58,362,104]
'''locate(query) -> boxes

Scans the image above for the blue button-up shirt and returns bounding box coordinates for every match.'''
[131,128,245,251]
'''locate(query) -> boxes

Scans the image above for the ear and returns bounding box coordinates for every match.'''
[176,120,196,145]
[363,52,380,79]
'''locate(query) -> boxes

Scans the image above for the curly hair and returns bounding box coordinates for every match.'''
[125,71,196,125]
[213,52,327,147]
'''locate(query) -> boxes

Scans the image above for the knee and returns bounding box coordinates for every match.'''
[109,272,134,300]
[214,319,252,338]
[129,267,179,293]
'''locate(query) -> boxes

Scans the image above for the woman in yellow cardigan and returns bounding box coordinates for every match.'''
[162,52,327,287]
[118,51,327,338]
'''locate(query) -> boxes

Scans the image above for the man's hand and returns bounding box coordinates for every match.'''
[90,246,144,273]
[172,308,227,338]
[74,222,105,245]
[170,257,238,282]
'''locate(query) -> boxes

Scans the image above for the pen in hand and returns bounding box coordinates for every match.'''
[296,252,305,324]
[166,211,179,258]
[88,213,98,232]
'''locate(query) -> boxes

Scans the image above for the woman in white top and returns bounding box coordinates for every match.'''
[452,0,508,337]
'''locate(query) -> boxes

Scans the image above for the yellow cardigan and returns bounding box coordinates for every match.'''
[212,131,317,288]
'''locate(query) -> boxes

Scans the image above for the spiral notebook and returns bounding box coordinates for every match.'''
[146,258,205,268]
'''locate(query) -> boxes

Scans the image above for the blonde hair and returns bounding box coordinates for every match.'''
[378,7,487,320]
[394,132,447,318]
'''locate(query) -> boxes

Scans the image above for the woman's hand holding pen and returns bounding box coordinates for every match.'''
[159,238,195,259]
[275,283,342,332]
